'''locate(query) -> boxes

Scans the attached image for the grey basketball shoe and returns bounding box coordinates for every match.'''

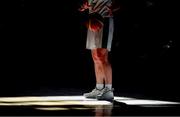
[83,88,103,99]
[97,87,114,101]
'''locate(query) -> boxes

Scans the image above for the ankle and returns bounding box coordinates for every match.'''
[105,84,112,89]
[96,84,104,90]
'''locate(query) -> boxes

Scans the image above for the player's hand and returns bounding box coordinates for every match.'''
[79,0,90,12]
[88,18,103,32]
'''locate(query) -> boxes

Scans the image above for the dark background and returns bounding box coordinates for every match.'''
[0,0,179,101]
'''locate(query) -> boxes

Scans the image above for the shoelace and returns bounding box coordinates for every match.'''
[98,87,114,96]
[91,88,103,93]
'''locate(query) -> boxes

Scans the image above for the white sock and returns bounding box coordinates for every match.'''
[105,84,112,89]
[96,84,104,90]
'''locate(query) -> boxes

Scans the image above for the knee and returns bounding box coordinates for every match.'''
[92,49,108,64]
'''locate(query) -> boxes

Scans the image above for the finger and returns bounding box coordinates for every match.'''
[112,7,121,12]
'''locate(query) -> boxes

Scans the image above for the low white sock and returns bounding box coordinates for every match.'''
[96,84,104,90]
[105,84,112,89]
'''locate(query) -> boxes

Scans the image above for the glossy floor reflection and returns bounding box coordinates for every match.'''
[0,96,179,116]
